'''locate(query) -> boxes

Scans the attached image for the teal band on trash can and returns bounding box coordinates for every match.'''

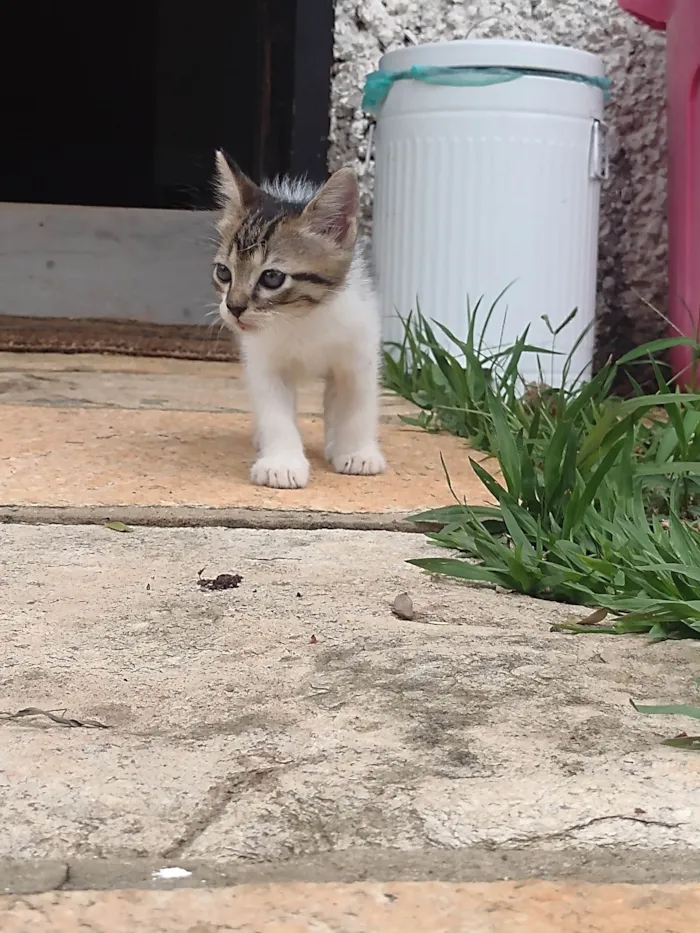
[362,65,611,114]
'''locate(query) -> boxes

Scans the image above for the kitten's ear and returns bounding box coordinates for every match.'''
[214,150,260,214]
[301,168,359,247]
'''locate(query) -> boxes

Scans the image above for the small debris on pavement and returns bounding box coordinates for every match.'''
[105,520,132,533]
[0,707,109,729]
[662,732,700,750]
[551,608,612,634]
[392,592,414,621]
[310,634,318,644]
[197,569,243,591]
[151,867,192,881]
[576,608,609,626]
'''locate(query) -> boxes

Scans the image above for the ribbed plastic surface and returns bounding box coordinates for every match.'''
[372,40,606,386]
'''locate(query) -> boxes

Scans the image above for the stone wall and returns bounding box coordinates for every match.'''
[330,0,668,365]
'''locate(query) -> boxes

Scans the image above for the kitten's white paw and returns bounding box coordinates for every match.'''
[332,447,387,476]
[250,455,310,489]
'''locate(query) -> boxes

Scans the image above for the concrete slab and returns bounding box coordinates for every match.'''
[1,524,698,870]
[0,359,415,418]
[0,352,237,375]
[0,203,214,325]
[0,353,493,516]
[2,881,700,933]
[0,405,491,512]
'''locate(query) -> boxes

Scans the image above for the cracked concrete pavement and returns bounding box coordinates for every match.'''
[2,523,699,896]
[2,351,700,928]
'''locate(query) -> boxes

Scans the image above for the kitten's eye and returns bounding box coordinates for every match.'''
[258,269,286,290]
[214,263,232,284]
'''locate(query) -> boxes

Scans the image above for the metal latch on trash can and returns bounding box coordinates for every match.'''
[589,119,609,181]
[359,121,375,177]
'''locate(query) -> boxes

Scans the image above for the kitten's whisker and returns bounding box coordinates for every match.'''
[206,317,224,338]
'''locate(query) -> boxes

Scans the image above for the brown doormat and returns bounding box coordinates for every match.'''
[0,315,239,361]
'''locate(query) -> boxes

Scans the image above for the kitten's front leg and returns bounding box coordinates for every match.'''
[246,359,309,489]
[326,356,386,476]
[323,372,338,461]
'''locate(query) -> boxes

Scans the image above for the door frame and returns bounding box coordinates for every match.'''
[289,0,336,183]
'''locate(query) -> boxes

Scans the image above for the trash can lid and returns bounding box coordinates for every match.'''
[380,39,606,81]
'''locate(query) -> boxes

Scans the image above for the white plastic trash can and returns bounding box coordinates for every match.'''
[369,40,609,386]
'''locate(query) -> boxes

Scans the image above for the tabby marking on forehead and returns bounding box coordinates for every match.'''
[231,196,305,256]
[219,179,318,263]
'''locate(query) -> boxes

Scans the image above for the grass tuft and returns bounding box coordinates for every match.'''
[387,302,700,641]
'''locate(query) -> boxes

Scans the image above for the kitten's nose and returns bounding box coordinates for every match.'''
[226,301,247,319]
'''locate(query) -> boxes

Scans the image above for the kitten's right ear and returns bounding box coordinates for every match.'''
[301,167,359,248]
[214,150,260,214]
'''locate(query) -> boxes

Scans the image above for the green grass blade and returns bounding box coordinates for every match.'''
[408,557,511,588]
[617,337,700,364]
[631,702,700,719]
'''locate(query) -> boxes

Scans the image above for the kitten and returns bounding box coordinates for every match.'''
[212,150,386,490]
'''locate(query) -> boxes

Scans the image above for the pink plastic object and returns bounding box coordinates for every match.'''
[619,0,700,386]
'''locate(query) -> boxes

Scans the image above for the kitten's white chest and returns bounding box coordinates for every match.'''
[246,321,334,379]
[245,286,377,380]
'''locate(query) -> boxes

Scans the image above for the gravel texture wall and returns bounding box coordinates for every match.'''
[330,0,668,366]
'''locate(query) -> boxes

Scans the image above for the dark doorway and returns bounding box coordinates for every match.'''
[0,0,334,210]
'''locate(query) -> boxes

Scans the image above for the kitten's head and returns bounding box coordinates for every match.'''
[212,151,359,334]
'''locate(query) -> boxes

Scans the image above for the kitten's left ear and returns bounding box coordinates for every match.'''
[214,150,260,214]
[301,168,359,247]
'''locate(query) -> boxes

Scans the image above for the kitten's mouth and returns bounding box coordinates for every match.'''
[220,306,253,333]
